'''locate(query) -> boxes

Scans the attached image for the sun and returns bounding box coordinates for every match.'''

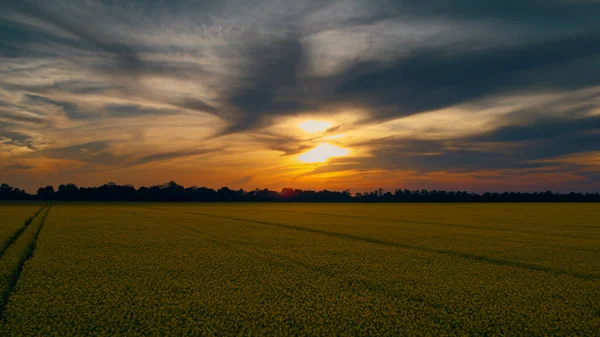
[299,143,349,163]
[299,120,332,133]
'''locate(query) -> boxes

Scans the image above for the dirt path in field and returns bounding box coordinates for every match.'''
[0,205,51,319]
[0,205,48,257]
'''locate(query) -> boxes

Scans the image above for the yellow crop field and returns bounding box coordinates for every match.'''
[0,203,598,335]
[0,204,46,257]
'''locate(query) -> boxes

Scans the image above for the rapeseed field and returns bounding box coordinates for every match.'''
[0,203,598,335]
[0,204,45,256]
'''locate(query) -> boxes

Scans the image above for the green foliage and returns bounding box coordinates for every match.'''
[0,203,599,335]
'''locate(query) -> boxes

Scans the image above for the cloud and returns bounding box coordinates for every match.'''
[223,36,309,132]
[333,30,600,122]
[1,164,34,171]
[33,139,223,170]
[0,131,38,150]
[378,0,600,24]
[1,1,142,73]
[231,175,254,186]
[250,132,313,156]
[131,148,222,167]
[105,103,177,118]
[214,15,600,133]
[329,97,600,175]
[41,141,122,165]
[23,94,86,119]
[1,0,599,191]
[0,109,47,125]
[169,98,218,116]
[3,0,598,131]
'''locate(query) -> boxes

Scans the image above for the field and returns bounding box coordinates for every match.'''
[0,203,598,336]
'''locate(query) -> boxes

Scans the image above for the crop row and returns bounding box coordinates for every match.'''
[0,204,46,256]
[0,205,50,318]
[0,203,598,336]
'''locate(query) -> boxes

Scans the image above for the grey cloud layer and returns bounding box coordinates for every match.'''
[39,140,221,168]
[1,0,600,186]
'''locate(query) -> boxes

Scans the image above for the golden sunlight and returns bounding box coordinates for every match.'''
[298,120,332,133]
[299,143,349,163]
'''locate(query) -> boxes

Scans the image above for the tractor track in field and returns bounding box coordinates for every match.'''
[137,205,600,281]
[130,204,598,240]
[0,205,51,320]
[174,222,463,323]
[263,208,600,241]
[0,205,48,258]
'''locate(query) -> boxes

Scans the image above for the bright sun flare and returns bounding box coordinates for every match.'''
[299,143,349,163]
[298,120,332,133]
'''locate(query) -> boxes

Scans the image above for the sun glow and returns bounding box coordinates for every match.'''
[299,120,332,133]
[298,143,349,163]
[322,134,345,140]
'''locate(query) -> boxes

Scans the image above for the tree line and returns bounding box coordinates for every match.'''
[1,182,599,202]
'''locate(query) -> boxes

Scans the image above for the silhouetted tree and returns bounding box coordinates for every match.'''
[0,182,599,202]
[36,186,55,200]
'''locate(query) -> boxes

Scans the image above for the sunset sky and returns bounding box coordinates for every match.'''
[1,0,599,193]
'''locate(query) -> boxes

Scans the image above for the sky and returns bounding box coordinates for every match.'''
[1,0,600,193]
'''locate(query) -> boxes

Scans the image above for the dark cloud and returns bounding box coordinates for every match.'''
[0,109,47,125]
[38,140,221,168]
[0,81,118,96]
[23,94,86,119]
[1,1,142,73]
[131,148,222,166]
[376,0,600,24]
[0,14,76,58]
[334,111,600,175]
[105,103,176,117]
[224,36,310,132]
[333,31,600,122]
[232,175,254,186]
[1,164,34,171]
[251,132,313,156]
[1,1,211,80]
[170,98,218,116]
[474,115,600,144]
[343,138,543,172]
[1,0,599,191]
[0,131,37,149]
[217,19,600,134]
[574,169,600,187]
[4,0,598,134]
[42,141,121,165]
